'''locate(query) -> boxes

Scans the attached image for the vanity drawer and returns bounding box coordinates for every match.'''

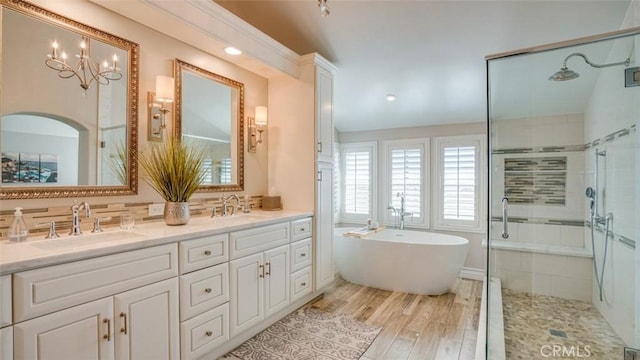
[13,243,178,322]
[180,263,229,321]
[290,238,312,273]
[290,267,312,302]
[291,218,312,242]
[180,303,229,360]
[0,275,11,327]
[179,234,228,274]
[230,222,290,259]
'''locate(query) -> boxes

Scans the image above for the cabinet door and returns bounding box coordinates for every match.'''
[114,278,179,360]
[316,163,335,289]
[316,65,334,163]
[264,244,290,317]
[0,326,12,360]
[230,253,263,336]
[14,297,114,360]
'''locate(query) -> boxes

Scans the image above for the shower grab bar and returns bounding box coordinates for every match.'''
[501,197,509,239]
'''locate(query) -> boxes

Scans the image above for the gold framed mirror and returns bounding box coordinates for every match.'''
[174,59,244,192]
[0,0,139,199]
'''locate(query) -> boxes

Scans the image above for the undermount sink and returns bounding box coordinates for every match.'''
[29,231,147,251]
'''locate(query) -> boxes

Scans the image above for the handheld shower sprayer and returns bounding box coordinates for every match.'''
[585,187,595,216]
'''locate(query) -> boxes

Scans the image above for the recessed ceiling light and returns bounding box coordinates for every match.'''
[386,94,396,102]
[224,46,242,56]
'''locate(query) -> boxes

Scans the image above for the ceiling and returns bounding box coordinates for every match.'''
[215,0,632,132]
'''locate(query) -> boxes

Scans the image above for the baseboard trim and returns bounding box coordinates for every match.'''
[460,267,485,281]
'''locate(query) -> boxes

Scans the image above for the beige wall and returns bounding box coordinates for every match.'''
[0,0,269,211]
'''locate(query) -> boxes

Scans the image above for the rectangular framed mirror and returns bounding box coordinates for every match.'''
[0,0,139,199]
[174,59,244,192]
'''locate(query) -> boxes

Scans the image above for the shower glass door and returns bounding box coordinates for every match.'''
[486,28,640,359]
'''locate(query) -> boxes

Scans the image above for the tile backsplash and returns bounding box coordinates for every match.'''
[0,196,263,240]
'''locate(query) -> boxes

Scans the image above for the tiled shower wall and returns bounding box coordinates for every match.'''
[582,23,639,345]
[490,114,591,300]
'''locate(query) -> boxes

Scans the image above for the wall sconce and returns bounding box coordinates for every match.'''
[148,75,175,141]
[248,106,268,153]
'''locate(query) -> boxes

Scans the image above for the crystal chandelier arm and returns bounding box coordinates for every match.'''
[563,52,631,69]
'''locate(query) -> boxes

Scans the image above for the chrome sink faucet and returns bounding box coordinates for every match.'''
[70,201,91,235]
[221,194,240,216]
[387,192,412,230]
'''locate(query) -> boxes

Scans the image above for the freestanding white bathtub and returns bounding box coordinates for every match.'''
[334,227,469,295]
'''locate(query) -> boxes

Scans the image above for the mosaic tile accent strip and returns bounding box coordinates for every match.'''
[585,124,636,149]
[0,196,264,240]
[491,216,584,227]
[588,221,636,249]
[502,289,625,360]
[492,144,584,155]
[504,157,567,205]
[493,125,636,154]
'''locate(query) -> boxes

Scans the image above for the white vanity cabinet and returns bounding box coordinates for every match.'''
[0,275,11,327]
[11,244,180,360]
[0,326,12,360]
[0,274,11,360]
[14,278,178,360]
[229,222,291,337]
[229,244,290,337]
[178,234,230,360]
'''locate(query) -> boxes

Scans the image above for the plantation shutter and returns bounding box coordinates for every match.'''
[219,158,232,184]
[344,150,370,215]
[390,147,422,217]
[443,146,476,221]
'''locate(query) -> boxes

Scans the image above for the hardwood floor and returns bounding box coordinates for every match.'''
[307,277,483,360]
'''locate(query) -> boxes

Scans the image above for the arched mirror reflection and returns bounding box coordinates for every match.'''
[174,59,244,192]
[0,0,139,199]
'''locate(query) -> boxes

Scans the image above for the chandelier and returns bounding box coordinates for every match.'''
[45,36,122,91]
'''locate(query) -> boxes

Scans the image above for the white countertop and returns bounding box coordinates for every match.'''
[0,210,313,275]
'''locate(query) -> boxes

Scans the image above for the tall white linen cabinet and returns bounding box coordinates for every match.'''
[268,53,337,292]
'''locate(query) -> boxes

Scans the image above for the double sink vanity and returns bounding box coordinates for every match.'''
[0,210,317,360]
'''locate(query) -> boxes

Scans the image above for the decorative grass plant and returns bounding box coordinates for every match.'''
[137,137,208,202]
[110,141,128,186]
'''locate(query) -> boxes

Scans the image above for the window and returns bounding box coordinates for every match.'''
[384,139,429,228]
[339,142,376,223]
[435,136,483,231]
[218,158,232,184]
[333,142,341,223]
[202,158,231,184]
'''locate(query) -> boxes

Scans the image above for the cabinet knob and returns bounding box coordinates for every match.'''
[301,282,307,286]
[205,288,212,293]
[301,253,306,257]
[204,250,212,256]
[205,331,213,337]
[300,227,305,232]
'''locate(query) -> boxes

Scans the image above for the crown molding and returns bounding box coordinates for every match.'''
[89,0,301,79]
[299,53,338,74]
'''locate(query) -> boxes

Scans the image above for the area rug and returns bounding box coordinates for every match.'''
[226,307,381,360]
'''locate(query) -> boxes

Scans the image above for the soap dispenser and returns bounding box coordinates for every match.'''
[8,207,29,242]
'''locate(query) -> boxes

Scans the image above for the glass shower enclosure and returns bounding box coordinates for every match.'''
[486,27,640,359]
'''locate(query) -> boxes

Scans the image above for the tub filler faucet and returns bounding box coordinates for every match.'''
[387,192,412,230]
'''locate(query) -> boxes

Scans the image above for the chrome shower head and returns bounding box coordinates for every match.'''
[549,65,580,81]
[549,52,631,82]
